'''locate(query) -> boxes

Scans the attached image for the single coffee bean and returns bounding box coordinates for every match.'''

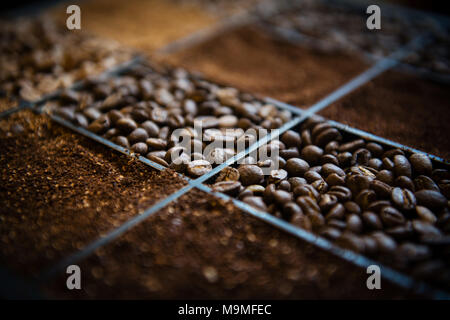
[282,201,302,220]
[347,174,371,195]
[114,136,130,149]
[326,173,346,186]
[281,130,301,148]
[397,243,431,263]
[414,175,440,192]
[146,154,169,167]
[304,170,323,183]
[362,211,383,230]
[291,212,312,231]
[376,170,394,185]
[104,128,119,139]
[394,155,412,178]
[213,181,242,196]
[116,118,138,134]
[187,160,212,177]
[315,127,341,147]
[128,128,149,144]
[218,115,238,128]
[346,214,363,233]
[344,201,361,215]
[285,158,310,177]
[415,190,447,210]
[307,211,326,230]
[352,148,371,166]
[371,232,397,254]
[325,203,345,220]
[289,177,307,189]
[320,227,342,240]
[243,196,267,211]
[320,154,339,166]
[383,149,405,159]
[368,158,383,171]
[131,142,148,154]
[416,206,437,224]
[363,236,378,255]
[216,167,240,182]
[319,194,338,212]
[370,180,392,198]
[301,145,323,164]
[412,220,442,238]
[87,115,110,134]
[339,139,365,153]
[391,187,416,211]
[327,219,347,230]
[268,169,288,184]
[239,165,264,186]
[410,153,433,175]
[146,138,167,150]
[366,142,384,158]
[337,232,365,253]
[245,185,265,195]
[385,223,414,241]
[83,107,102,121]
[395,176,415,191]
[382,157,395,171]
[337,152,352,168]
[279,148,300,159]
[328,186,352,201]
[131,108,149,123]
[311,179,328,194]
[380,206,405,227]
[367,200,391,213]
[324,141,339,154]
[322,163,345,177]
[296,196,320,215]
[278,180,291,191]
[293,185,319,200]
[264,184,276,203]
[74,113,89,128]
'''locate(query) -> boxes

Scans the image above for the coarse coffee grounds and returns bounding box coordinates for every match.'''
[45,189,419,299]
[163,25,368,108]
[319,71,450,160]
[0,98,16,112]
[0,110,186,276]
[50,0,217,55]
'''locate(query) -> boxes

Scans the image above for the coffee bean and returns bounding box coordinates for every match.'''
[337,152,352,167]
[395,176,415,191]
[322,163,345,177]
[130,108,149,123]
[246,185,265,195]
[412,220,442,238]
[362,236,378,255]
[128,128,149,144]
[416,206,437,224]
[347,174,371,195]
[308,211,326,230]
[243,196,267,211]
[212,181,242,196]
[194,116,219,128]
[328,186,352,201]
[296,196,320,215]
[83,107,102,121]
[304,170,323,183]
[311,179,328,194]
[320,154,339,166]
[146,138,167,150]
[238,165,264,186]
[339,139,365,153]
[315,127,341,147]
[131,142,148,154]
[410,153,433,175]
[385,222,414,241]
[216,167,240,182]
[282,202,302,220]
[268,169,288,184]
[352,148,371,166]
[285,158,310,177]
[370,180,392,198]
[362,211,383,230]
[146,154,169,167]
[391,187,416,211]
[320,227,342,240]
[383,149,405,159]
[346,214,363,233]
[218,115,238,128]
[394,155,412,178]
[326,173,346,186]
[367,200,391,213]
[337,232,365,253]
[272,190,292,206]
[319,194,338,211]
[382,157,395,171]
[432,169,449,182]
[371,232,397,254]
[324,141,339,154]
[415,190,447,210]
[327,219,347,230]
[414,175,440,192]
[368,158,383,171]
[325,203,345,220]
[380,206,405,227]
[397,243,431,263]
[114,136,130,149]
[87,115,110,134]
[344,201,361,215]
[104,128,119,139]
[279,148,300,159]
[281,130,301,148]
[116,118,138,134]
[291,212,312,231]
[366,142,384,158]
[278,180,291,191]
[263,184,276,203]
[288,177,307,189]
[187,160,212,177]
[293,185,319,200]
[301,145,323,164]
[376,170,394,185]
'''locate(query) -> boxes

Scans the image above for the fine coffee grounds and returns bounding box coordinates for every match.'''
[164,25,368,108]
[320,71,450,160]
[50,0,217,54]
[0,110,186,276]
[45,189,418,299]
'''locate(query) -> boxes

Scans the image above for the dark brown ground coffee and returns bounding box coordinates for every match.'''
[163,25,368,108]
[0,110,186,276]
[46,189,419,299]
[319,71,450,160]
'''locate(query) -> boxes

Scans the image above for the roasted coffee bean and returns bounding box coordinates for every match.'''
[131,142,148,154]
[218,115,238,128]
[74,113,89,128]
[371,232,397,254]
[410,153,433,175]
[167,114,185,129]
[304,170,323,183]
[414,175,440,192]
[319,194,338,211]
[268,169,288,184]
[301,145,323,164]
[291,212,312,231]
[324,141,339,154]
[216,167,240,182]
[394,155,412,178]
[322,163,345,177]
[187,160,212,177]
[238,189,253,200]
[328,186,352,201]
[385,223,414,241]
[438,180,450,198]
[246,185,265,195]
[128,128,149,144]
[395,176,415,191]
[391,187,416,211]
[337,232,365,253]
[327,219,347,230]
[315,127,341,147]
[362,211,383,230]
[320,227,342,240]
[376,170,394,185]
[326,173,346,187]
[415,190,447,210]
[146,138,167,150]
[367,200,391,213]
[346,214,363,233]
[337,152,352,168]
[383,149,405,159]
[366,142,384,158]
[116,118,138,134]
[158,126,170,140]
[413,220,442,238]
[347,174,371,195]
[296,196,320,215]
[344,201,361,215]
[87,115,110,134]
[130,108,149,122]
[380,206,405,227]
[432,169,449,182]
[368,158,383,171]
[263,184,276,203]
[348,165,377,179]
[146,154,169,167]
[382,157,395,171]
[339,139,365,153]
[311,179,328,194]
[281,130,301,148]
[351,148,371,166]
[416,206,437,224]
[243,196,267,211]
[238,165,264,186]
[288,177,307,189]
[83,107,102,121]
[104,128,119,139]
[293,185,319,200]
[278,180,291,191]
[320,154,339,166]
[370,180,392,198]
[212,181,242,196]
[285,158,310,177]
[150,108,168,124]
[283,202,302,220]
[114,136,130,149]
[279,148,300,159]
[325,203,345,220]
[362,236,378,255]
[307,211,325,230]
[169,152,190,173]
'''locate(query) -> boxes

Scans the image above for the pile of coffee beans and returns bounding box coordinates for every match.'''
[212,116,450,289]
[0,16,132,101]
[48,61,293,178]
[264,0,443,58]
